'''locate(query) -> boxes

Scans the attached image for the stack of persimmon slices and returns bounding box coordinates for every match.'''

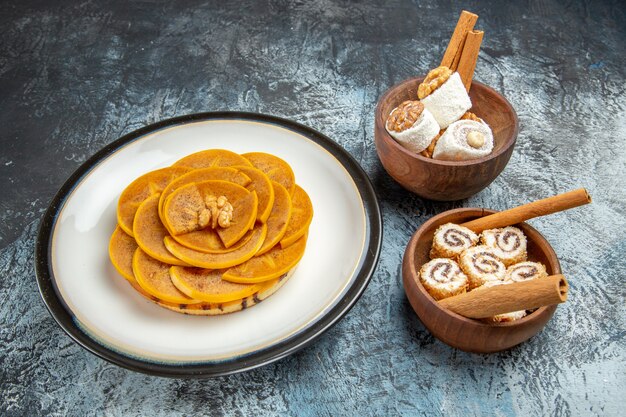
[108,150,313,315]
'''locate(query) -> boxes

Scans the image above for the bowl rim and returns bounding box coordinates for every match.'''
[376,76,519,167]
[404,207,561,328]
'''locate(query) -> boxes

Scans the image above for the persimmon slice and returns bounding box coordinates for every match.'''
[256,181,291,256]
[172,149,252,169]
[133,195,189,266]
[217,191,258,247]
[223,235,306,283]
[163,224,267,269]
[242,152,296,196]
[169,267,261,303]
[157,167,251,219]
[117,167,191,236]
[156,270,295,315]
[132,248,200,304]
[170,227,254,254]
[279,185,313,248]
[109,226,138,282]
[231,165,275,223]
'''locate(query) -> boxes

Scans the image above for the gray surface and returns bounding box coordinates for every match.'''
[1,0,625,415]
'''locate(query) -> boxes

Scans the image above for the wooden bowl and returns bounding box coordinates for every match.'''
[375,77,518,201]
[402,208,561,353]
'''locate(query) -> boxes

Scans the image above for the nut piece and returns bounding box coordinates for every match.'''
[417,66,453,99]
[386,100,425,132]
[203,194,234,229]
[198,208,211,228]
[467,131,485,148]
[460,111,483,123]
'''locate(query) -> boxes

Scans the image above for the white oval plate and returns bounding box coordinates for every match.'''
[36,112,382,377]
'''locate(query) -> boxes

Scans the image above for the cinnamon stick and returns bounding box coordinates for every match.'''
[439,275,568,319]
[457,30,484,91]
[440,10,478,71]
[461,188,592,233]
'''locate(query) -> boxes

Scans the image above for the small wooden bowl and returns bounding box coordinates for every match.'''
[375,77,519,201]
[402,208,561,353]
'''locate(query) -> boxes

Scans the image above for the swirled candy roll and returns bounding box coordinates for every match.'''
[432,119,494,161]
[430,223,479,259]
[419,258,468,300]
[418,66,472,129]
[479,280,527,323]
[386,100,439,154]
[480,227,528,266]
[459,245,506,289]
[505,261,548,282]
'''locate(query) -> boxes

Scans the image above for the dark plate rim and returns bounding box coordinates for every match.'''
[35,111,382,378]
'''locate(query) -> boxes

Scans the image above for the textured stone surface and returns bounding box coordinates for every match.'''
[1,0,625,415]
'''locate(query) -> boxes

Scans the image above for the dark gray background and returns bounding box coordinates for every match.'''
[1,0,624,415]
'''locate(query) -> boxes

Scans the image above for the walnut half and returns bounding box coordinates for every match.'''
[387,100,425,132]
[198,195,234,229]
[417,66,452,99]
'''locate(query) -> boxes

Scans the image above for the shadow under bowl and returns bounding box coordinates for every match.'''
[375,76,519,201]
[402,208,561,353]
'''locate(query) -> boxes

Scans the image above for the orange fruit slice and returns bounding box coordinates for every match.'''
[216,190,258,247]
[157,167,251,219]
[169,267,262,303]
[256,181,291,256]
[132,248,200,304]
[156,270,295,315]
[172,149,252,169]
[109,226,138,282]
[280,185,313,248]
[117,167,191,236]
[169,227,254,254]
[231,165,275,223]
[242,152,296,196]
[163,224,267,269]
[133,195,189,266]
[222,235,306,283]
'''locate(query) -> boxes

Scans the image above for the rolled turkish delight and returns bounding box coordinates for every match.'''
[481,227,527,266]
[386,100,439,154]
[419,258,468,300]
[430,223,479,259]
[432,119,494,161]
[504,261,547,282]
[459,245,506,289]
[418,66,472,129]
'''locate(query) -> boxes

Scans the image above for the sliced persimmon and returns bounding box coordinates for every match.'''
[162,180,251,237]
[256,181,291,256]
[117,167,191,236]
[156,270,294,315]
[133,195,189,266]
[170,192,258,251]
[132,248,200,304]
[170,226,254,254]
[231,165,274,223]
[217,191,258,248]
[222,234,306,283]
[163,224,267,269]
[242,152,296,196]
[279,184,313,248]
[109,226,138,282]
[169,267,261,303]
[172,149,252,169]
[157,167,251,219]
